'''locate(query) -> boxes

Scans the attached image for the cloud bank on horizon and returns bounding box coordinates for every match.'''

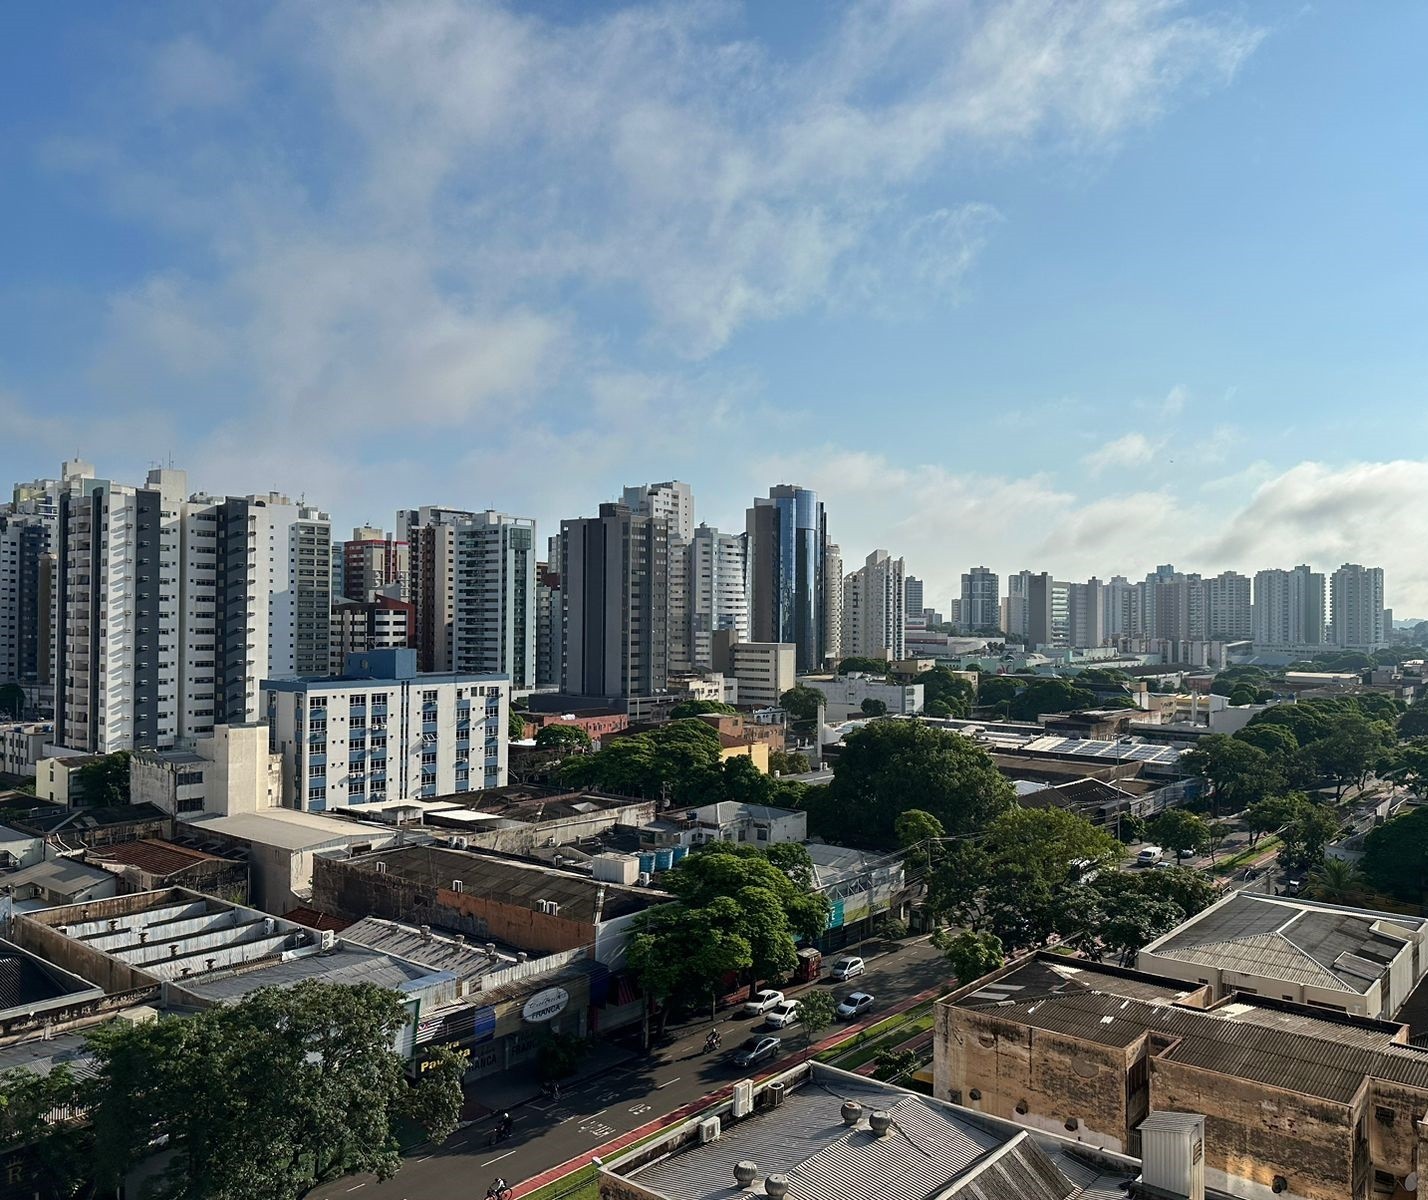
[3,1,1427,615]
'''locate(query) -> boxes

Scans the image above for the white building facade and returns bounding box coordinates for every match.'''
[841,550,907,661]
[1330,563,1387,650]
[686,524,749,671]
[1252,565,1325,647]
[264,648,509,812]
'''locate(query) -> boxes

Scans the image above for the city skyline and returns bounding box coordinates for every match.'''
[3,4,1428,615]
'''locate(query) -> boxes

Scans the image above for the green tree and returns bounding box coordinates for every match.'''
[535,722,593,752]
[1305,857,1367,905]
[561,719,722,800]
[1278,797,1341,872]
[838,657,891,676]
[1362,807,1428,904]
[1385,739,1428,798]
[1399,706,1428,740]
[811,720,1014,847]
[797,988,838,1045]
[1309,714,1392,798]
[627,898,754,1032]
[860,698,888,717]
[1098,892,1186,966]
[764,842,816,889]
[73,751,131,807]
[1149,810,1211,857]
[779,686,826,727]
[895,808,946,877]
[975,675,1021,708]
[915,667,975,718]
[938,929,1004,985]
[669,699,738,719]
[1178,735,1283,816]
[84,981,461,1199]
[0,1062,86,1196]
[1007,678,1095,721]
[1134,865,1218,917]
[768,750,811,775]
[508,708,528,741]
[1244,794,1305,844]
[0,683,24,721]
[1234,723,1300,758]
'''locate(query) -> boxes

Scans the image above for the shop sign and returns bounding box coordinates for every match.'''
[522,986,570,1023]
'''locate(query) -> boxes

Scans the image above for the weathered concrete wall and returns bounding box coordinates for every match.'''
[933,1005,1133,1152]
[1151,1057,1357,1200]
[439,801,655,856]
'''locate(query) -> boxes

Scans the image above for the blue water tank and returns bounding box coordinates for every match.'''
[638,853,656,875]
[671,845,688,863]
[654,849,674,871]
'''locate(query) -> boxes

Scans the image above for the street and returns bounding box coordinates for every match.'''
[308,938,952,1200]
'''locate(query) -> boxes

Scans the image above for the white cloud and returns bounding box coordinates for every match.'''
[1082,432,1163,474]
[1161,384,1189,417]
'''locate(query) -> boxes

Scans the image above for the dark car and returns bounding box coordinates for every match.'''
[730,1035,782,1068]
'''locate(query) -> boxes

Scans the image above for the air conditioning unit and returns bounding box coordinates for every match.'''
[450,836,469,850]
[375,862,387,874]
[732,1081,754,1118]
[451,879,463,893]
[698,1117,721,1144]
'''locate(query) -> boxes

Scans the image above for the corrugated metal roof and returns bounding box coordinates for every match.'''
[1154,932,1355,992]
[90,838,229,876]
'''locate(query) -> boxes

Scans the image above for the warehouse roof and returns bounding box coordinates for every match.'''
[1141,892,1424,996]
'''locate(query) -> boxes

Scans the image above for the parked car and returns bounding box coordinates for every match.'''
[730,1035,782,1068]
[1136,845,1164,866]
[836,991,876,1020]
[765,1000,801,1029]
[830,956,866,981]
[740,989,785,1017]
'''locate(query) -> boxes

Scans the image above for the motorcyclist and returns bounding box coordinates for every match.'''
[705,1029,722,1053]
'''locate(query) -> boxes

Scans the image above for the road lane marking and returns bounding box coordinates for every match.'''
[656,1077,681,1089]
[346,1186,366,1193]
[483,1151,516,1167]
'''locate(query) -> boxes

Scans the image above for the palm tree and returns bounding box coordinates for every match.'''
[1305,856,1365,905]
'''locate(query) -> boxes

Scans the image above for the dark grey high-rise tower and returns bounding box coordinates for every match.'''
[560,504,670,698]
[746,485,826,673]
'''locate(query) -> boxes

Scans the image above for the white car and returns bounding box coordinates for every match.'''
[765,1000,801,1029]
[830,956,865,981]
[836,991,876,1020]
[741,989,786,1017]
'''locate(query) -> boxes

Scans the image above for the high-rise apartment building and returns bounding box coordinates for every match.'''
[449,512,536,689]
[686,524,748,671]
[561,503,670,698]
[960,567,999,632]
[397,506,475,673]
[623,482,694,672]
[1202,571,1252,641]
[1002,570,1032,638]
[747,486,827,673]
[54,470,331,752]
[1330,563,1386,650]
[1104,576,1140,637]
[842,550,907,661]
[823,542,843,666]
[330,596,414,671]
[1067,578,1106,648]
[535,554,561,689]
[1252,566,1326,646]
[340,527,408,602]
[905,576,925,619]
[1026,573,1070,647]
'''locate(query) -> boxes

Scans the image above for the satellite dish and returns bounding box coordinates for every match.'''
[1406,1172,1418,1192]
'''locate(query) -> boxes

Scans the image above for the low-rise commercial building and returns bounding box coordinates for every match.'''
[936,951,1428,1200]
[1137,891,1428,1020]
[0,722,53,779]
[129,723,282,817]
[801,674,922,720]
[640,802,807,851]
[86,839,249,903]
[724,640,796,709]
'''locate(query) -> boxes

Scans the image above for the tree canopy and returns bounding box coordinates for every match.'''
[860,698,888,717]
[1178,735,1283,815]
[837,657,891,676]
[534,723,593,751]
[560,719,722,800]
[73,752,131,806]
[803,720,1014,847]
[1399,706,1428,740]
[5,981,465,1200]
[915,667,975,719]
[1149,809,1211,856]
[669,699,737,719]
[939,929,1004,985]
[628,843,830,1015]
[1362,807,1428,904]
[1007,677,1095,721]
[779,686,825,726]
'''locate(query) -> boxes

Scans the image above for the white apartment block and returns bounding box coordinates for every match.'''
[841,549,906,661]
[1201,570,1252,641]
[730,641,796,709]
[823,542,843,665]
[264,648,509,812]
[1252,565,1325,646]
[686,524,749,671]
[804,674,922,721]
[450,511,536,688]
[0,722,52,778]
[54,468,331,754]
[624,482,694,673]
[1330,563,1387,650]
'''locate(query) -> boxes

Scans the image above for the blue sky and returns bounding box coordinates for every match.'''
[2,1,1426,613]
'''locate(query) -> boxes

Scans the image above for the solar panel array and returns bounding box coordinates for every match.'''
[1022,735,1182,765]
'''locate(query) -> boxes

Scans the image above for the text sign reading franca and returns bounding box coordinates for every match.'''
[522,986,571,1023]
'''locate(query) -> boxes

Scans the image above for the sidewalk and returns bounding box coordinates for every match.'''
[464,1039,640,1120]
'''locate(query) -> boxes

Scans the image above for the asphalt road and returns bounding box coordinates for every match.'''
[308,937,951,1200]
